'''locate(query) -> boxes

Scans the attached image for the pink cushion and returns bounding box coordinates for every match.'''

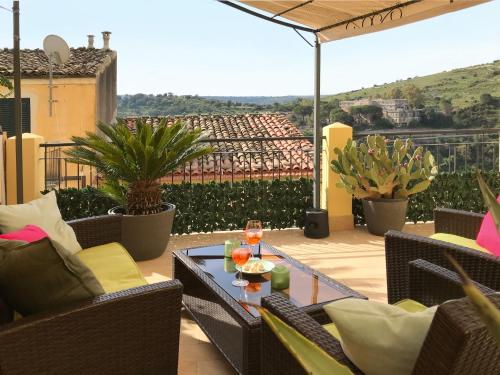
[0,225,48,243]
[476,196,500,256]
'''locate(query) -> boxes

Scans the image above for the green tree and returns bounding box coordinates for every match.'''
[440,98,453,115]
[350,105,383,125]
[329,108,354,125]
[402,84,425,108]
[292,100,313,123]
[0,75,13,98]
[387,86,403,99]
[480,93,493,105]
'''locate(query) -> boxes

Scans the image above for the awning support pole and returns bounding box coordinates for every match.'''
[13,0,23,204]
[313,34,321,209]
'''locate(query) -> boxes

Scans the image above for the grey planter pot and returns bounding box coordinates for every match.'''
[108,203,176,261]
[362,198,408,236]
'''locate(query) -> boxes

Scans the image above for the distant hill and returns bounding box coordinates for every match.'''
[201,96,304,106]
[117,93,265,117]
[325,60,500,110]
[118,61,499,129]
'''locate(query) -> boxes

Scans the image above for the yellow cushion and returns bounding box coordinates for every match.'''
[393,299,428,313]
[76,242,148,293]
[430,233,489,253]
[323,322,341,340]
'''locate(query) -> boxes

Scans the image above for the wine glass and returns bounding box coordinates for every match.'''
[231,247,252,287]
[245,220,263,258]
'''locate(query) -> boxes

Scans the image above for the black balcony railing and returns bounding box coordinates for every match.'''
[354,128,500,173]
[40,128,500,190]
[40,136,315,190]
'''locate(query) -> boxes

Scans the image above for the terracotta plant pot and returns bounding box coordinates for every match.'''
[108,203,176,261]
[362,198,408,236]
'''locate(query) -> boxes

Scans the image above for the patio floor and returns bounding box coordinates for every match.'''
[137,223,434,375]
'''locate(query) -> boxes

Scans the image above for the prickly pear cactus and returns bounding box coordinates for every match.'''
[331,135,438,199]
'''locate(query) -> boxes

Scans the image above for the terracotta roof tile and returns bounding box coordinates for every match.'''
[0,47,115,78]
[125,114,313,180]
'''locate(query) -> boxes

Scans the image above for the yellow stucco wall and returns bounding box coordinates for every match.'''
[321,123,354,231]
[6,133,45,204]
[17,78,97,142]
[1,77,97,142]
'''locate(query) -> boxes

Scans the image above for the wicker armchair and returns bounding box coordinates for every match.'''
[385,208,499,304]
[261,259,500,375]
[0,215,183,375]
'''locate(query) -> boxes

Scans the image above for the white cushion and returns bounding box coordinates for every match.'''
[0,191,82,254]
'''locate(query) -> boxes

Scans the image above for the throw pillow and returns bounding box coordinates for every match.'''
[0,237,104,316]
[323,299,437,375]
[476,195,500,256]
[0,191,82,254]
[0,225,48,243]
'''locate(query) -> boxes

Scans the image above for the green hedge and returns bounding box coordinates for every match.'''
[50,172,499,234]
[49,179,313,235]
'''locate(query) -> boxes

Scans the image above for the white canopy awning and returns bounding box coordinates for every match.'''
[221,0,490,210]
[240,0,490,43]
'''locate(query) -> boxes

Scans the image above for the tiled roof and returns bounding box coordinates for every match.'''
[124,114,314,180]
[0,48,115,78]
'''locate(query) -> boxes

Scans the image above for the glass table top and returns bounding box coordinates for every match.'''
[181,243,348,317]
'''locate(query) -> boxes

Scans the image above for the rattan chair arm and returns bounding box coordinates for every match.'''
[408,259,495,307]
[67,214,123,249]
[0,280,183,374]
[434,208,484,239]
[385,230,499,304]
[261,294,363,375]
[413,294,500,375]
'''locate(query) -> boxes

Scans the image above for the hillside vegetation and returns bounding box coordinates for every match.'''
[117,61,499,131]
[326,60,500,109]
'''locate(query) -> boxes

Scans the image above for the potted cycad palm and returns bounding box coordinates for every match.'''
[66,118,211,260]
[331,135,438,235]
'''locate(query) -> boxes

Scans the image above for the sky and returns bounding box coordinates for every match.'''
[0,0,499,96]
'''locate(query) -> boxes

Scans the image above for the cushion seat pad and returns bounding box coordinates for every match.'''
[77,242,148,293]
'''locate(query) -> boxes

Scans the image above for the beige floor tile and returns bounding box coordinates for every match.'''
[136,223,434,373]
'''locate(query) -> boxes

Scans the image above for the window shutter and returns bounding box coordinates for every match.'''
[0,98,31,137]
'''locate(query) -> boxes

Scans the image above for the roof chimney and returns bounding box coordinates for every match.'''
[102,31,111,50]
[87,34,95,48]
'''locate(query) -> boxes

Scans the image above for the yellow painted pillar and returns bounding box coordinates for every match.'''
[321,123,354,231]
[6,133,45,204]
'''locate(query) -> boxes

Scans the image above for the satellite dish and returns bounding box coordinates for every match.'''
[43,34,70,65]
[43,35,70,116]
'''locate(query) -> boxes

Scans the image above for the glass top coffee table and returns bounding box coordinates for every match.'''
[173,242,366,375]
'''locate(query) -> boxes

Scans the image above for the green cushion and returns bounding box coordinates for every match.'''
[262,308,353,375]
[0,238,104,316]
[324,299,437,375]
[0,191,82,254]
[430,233,489,253]
[394,299,428,313]
[323,322,341,340]
[77,242,148,293]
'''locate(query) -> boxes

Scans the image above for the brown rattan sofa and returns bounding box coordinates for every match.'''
[385,208,499,304]
[0,215,183,375]
[261,259,500,375]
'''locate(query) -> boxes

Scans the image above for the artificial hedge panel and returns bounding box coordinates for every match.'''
[49,172,498,233]
[48,179,313,234]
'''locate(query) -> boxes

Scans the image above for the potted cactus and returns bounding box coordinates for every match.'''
[331,135,438,235]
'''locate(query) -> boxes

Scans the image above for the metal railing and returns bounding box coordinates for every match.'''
[40,136,315,190]
[354,128,500,173]
[40,128,500,190]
